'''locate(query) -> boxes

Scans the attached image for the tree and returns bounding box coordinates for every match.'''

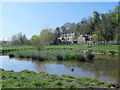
[91,11,101,34]
[93,11,100,26]
[79,18,94,35]
[40,29,55,45]
[53,27,61,44]
[30,28,55,50]
[11,32,29,45]
[30,35,39,45]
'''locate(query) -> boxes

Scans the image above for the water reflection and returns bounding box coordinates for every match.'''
[0,56,118,83]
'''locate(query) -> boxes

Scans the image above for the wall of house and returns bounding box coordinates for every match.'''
[58,34,93,45]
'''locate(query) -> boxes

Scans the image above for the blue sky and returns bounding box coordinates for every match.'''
[1,2,118,40]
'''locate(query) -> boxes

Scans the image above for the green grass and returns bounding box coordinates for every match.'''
[1,68,118,88]
[2,45,118,60]
[1,45,119,54]
[46,45,119,53]
[8,49,118,61]
[1,45,34,51]
[9,50,88,61]
[95,54,118,60]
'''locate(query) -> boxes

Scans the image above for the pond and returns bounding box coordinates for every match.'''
[0,56,118,83]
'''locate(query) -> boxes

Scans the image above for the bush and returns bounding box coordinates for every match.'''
[75,54,86,62]
[9,53,15,58]
[9,52,18,58]
[109,51,117,55]
[86,53,95,61]
[19,53,25,58]
[56,54,66,60]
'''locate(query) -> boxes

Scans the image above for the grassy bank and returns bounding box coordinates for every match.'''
[1,45,34,54]
[46,45,119,53]
[95,54,118,60]
[2,45,119,52]
[9,50,92,62]
[2,45,119,60]
[1,45,34,51]
[8,48,118,61]
[1,68,118,88]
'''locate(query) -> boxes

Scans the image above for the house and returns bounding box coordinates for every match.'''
[84,35,92,45]
[58,33,92,45]
[58,33,75,43]
[77,35,85,45]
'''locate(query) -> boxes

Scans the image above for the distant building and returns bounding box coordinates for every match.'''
[58,33,92,45]
[58,33,75,43]
[77,35,85,45]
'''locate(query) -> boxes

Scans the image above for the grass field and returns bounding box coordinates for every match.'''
[1,68,118,88]
[46,45,119,53]
[1,45,119,51]
[1,45,34,51]
[1,45,119,55]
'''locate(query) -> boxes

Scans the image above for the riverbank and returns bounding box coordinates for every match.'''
[8,50,94,62]
[0,45,120,54]
[1,68,119,88]
[8,49,118,62]
[1,45,34,54]
[46,45,119,53]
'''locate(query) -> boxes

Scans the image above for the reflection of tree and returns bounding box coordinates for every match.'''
[15,58,48,73]
[93,69,118,82]
[31,60,47,72]
[92,60,118,70]
[91,59,118,82]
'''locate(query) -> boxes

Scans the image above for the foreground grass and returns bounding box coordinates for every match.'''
[1,68,118,88]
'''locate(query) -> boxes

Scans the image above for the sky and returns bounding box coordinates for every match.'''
[1,2,118,40]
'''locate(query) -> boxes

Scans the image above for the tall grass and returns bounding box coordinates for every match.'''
[9,50,88,61]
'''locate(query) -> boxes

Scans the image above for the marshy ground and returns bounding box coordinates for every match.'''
[1,68,119,88]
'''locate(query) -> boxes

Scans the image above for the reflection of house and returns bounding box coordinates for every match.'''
[58,33,92,45]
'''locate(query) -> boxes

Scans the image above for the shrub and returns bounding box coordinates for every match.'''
[109,51,117,55]
[75,54,86,62]
[19,53,25,58]
[9,52,18,57]
[56,54,66,60]
[86,53,95,61]
[9,53,15,58]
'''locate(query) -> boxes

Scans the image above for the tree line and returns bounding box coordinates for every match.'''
[55,5,120,45]
[2,5,119,49]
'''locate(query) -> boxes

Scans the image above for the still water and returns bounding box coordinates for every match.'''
[0,56,118,83]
